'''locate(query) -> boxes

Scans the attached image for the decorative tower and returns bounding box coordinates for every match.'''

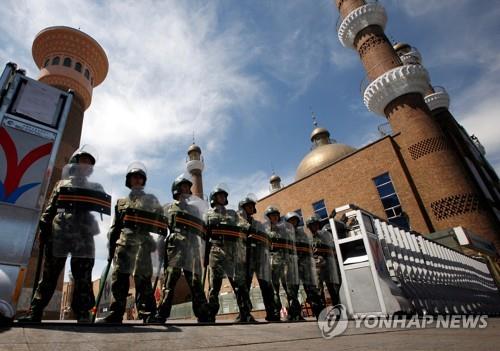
[32,26,108,176]
[186,142,205,199]
[335,1,500,252]
[269,173,282,193]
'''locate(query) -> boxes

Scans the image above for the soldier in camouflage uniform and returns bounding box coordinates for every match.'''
[237,195,279,321]
[265,206,300,321]
[307,215,340,307]
[99,162,164,323]
[205,185,255,323]
[149,175,209,323]
[19,146,108,323]
[285,212,324,319]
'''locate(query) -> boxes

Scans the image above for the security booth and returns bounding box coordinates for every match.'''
[329,204,411,319]
[0,63,73,322]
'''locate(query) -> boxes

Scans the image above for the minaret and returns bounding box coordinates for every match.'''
[269,173,282,193]
[335,1,500,252]
[186,142,205,199]
[32,26,108,177]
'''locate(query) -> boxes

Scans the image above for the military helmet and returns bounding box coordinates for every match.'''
[209,184,229,207]
[172,174,193,199]
[264,205,280,219]
[238,193,257,213]
[306,214,321,227]
[284,211,301,223]
[69,144,97,165]
[126,161,147,189]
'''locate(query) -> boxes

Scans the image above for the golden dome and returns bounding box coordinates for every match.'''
[188,143,201,154]
[270,174,281,183]
[310,127,330,141]
[393,42,410,53]
[295,142,355,180]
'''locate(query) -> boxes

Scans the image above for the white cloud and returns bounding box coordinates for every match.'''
[0,0,266,178]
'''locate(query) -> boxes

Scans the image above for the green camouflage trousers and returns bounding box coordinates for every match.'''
[32,242,95,317]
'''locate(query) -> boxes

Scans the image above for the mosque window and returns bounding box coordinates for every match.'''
[84,69,90,80]
[75,62,82,72]
[312,200,328,220]
[52,56,60,65]
[373,172,410,230]
[63,57,72,67]
[43,58,50,67]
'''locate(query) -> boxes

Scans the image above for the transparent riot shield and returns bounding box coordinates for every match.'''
[115,189,168,277]
[246,220,272,283]
[282,221,299,287]
[205,206,246,280]
[294,226,318,287]
[165,194,208,276]
[315,225,340,285]
[51,163,112,258]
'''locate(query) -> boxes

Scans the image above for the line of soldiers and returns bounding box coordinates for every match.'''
[18,146,341,324]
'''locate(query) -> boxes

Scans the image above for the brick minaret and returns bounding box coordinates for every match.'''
[335,1,500,252]
[186,143,205,199]
[32,26,108,179]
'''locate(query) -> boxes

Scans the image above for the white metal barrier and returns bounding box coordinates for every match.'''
[330,204,500,317]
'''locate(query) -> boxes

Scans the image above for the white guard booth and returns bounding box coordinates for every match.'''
[329,204,411,319]
[0,63,73,322]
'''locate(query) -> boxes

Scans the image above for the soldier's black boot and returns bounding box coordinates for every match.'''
[96,309,123,324]
[17,308,43,323]
[75,311,92,323]
[146,312,166,324]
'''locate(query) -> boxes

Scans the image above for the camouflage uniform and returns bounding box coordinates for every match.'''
[268,221,301,320]
[26,172,104,322]
[238,213,277,321]
[294,226,324,318]
[205,207,253,322]
[312,224,341,306]
[155,200,209,322]
[107,189,163,321]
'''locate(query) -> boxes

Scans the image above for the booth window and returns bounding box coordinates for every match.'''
[84,69,90,80]
[63,57,72,67]
[312,199,328,220]
[373,172,409,230]
[75,62,82,72]
[43,58,50,67]
[52,56,60,65]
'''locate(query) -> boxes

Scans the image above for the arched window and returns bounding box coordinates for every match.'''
[63,57,72,67]
[43,58,50,67]
[75,62,82,72]
[52,56,60,65]
[91,77,94,86]
[84,69,90,80]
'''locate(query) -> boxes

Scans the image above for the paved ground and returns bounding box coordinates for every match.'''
[1,317,499,351]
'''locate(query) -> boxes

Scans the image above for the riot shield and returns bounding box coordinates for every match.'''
[116,189,168,278]
[205,207,246,280]
[246,220,271,283]
[165,194,208,276]
[282,221,299,287]
[51,163,111,258]
[315,226,340,284]
[294,226,318,287]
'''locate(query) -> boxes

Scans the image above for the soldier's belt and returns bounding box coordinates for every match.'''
[271,237,295,253]
[248,230,271,247]
[173,212,206,239]
[315,243,334,257]
[123,208,168,235]
[57,187,111,215]
[295,242,313,255]
[209,224,245,242]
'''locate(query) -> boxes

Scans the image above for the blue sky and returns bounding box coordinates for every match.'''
[1,0,499,279]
